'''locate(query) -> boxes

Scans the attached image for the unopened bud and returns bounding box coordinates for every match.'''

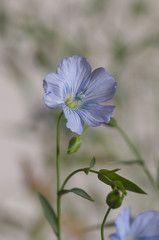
[106,189,123,209]
[67,136,81,154]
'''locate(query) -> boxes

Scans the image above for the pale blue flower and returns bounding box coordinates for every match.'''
[109,207,159,240]
[43,55,117,135]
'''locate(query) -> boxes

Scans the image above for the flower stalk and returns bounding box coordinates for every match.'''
[101,207,111,240]
[115,124,157,190]
[56,111,63,240]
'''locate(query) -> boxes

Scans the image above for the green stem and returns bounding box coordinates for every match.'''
[56,111,63,240]
[101,207,111,240]
[82,125,90,135]
[116,124,157,189]
[61,168,99,191]
[116,125,142,159]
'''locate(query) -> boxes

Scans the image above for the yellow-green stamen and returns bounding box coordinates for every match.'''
[65,94,82,109]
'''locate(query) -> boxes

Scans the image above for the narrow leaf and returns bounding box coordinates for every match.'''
[58,188,94,202]
[89,157,96,169]
[38,192,58,235]
[98,169,146,194]
[98,169,120,186]
[85,157,96,175]
[98,172,113,185]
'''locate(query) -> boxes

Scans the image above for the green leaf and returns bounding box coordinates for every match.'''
[58,188,94,202]
[38,192,58,236]
[67,136,81,154]
[98,172,113,185]
[98,169,146,194]
[84,157,96,175]
[89,157,96,169]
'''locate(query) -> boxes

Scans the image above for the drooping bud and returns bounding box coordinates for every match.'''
[67,136,81,154]
[106,189,123,209]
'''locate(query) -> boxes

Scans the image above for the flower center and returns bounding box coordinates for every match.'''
[65,93,83,109]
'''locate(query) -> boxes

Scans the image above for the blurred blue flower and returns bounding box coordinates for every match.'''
[109,207,159,240]
[43,55,117,135]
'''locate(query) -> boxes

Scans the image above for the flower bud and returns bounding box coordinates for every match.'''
[106,189,123,209]
[67,136,81,154]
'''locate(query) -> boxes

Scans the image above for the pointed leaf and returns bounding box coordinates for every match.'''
[38,192,58,235]
[98,169,146,194]
[98,172,113,185]
[84,157,96,175]
[98,168,121,186]
[89,157,96,169]
[58,188,94,202]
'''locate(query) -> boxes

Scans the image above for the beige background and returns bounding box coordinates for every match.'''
[0,0,159,239]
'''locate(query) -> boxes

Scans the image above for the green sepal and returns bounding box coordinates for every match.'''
[67,136,81,154]
[98,169,147,194]
[104,118,117,127]
[113,181,127,196]
[58,188,94,202]
[38,192,58,236]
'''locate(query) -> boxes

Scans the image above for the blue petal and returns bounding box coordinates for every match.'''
[139,237,159,240]
[63,106,84,135]
[130,210,159,238]
[43,73,65,109]
[115,207,131,239]
[56,55,91,93]
[78,103,115,127]
[109,233,120,240]
[84,67,117,103]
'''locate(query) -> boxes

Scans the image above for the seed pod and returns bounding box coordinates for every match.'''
[106,189,123,209]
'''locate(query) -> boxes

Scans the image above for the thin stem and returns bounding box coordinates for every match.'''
[101,207,111,240]
[82,125,90,135]
[116,124,157,189]
[116,125,142,159]
[61,168,99,191]
[61,168,85,190]
[56,111,63,240]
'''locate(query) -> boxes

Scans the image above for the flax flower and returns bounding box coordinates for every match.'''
[110,207,159,240]
[43,55,117,135]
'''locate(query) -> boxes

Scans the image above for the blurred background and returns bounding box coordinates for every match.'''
[0,0,159,239]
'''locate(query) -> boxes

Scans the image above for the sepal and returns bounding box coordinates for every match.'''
[67,136,81,154]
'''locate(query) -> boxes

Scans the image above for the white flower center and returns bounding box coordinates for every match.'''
[65,92,84,109]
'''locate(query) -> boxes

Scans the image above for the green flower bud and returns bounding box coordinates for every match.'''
[106,189,123,209]
[67,136,81,154]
